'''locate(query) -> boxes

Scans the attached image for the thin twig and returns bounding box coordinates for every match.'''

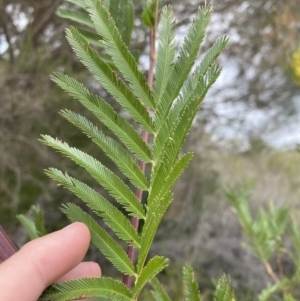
[122,2,158,289]
[276,254,284,279]
[263,260,280,283]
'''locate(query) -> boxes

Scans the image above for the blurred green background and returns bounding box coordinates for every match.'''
[0,0,300,299]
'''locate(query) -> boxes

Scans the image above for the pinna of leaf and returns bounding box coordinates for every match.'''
[40,0,228,300]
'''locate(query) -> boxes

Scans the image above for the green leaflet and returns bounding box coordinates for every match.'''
[153,6,176,106]
[154,4,212,130]
[76,28,105,48]
[16,215,38,239]
[46,168,140,247]
[152,96,185,161]
[108,0,119,21]
[51,73,152,162]
[60,110,149,190]
[148,153,193,205]
[153,64,221,172]
[63,0,133,46]
[150,278,172,301]
[214,275,235,301]
[152,33,225,164]
[57,8,94,28]
[141,0,158,28]
[40,277,132,301]
[133,256,169,298]
[137,192,172,273]
[41,135,145,219]
[183,265,201,301]
[188,36,228,87]
[86,0,155,109]
[62,204,136,276]
[176,37,228,121]
[66,28,154,133]
[153,47,225,159]
[31,206,47,236]
[154,97,200,174]
[16,205,47,240]
[109,0,134,46]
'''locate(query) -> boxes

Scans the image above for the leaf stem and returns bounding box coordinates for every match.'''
[122,3,158,289]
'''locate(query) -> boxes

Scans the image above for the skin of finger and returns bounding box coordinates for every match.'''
[0,222,91,301]
[57,261,101,282]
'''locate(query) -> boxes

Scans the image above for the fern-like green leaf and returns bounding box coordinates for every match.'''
[133,256,169,298]
[60,110,149,190]
[152,40,223,164]
[148,153,193,205]
[109,0,134,46]
[154,4,212,130]
[153,64,221,173]
[64,0,133,46]
[66,28,153,133]
[43,2,228,298]
[51,73,152,162]
[153,56,221,166]
[41,135,145,219]
[40,277,132,301]
[62,203,136,276]
[189,36,228,87]
[137,192,172,273]
[155,99,199,173]
[214,275,235,301]
[150,277,172,301]
[153,6,176,106]
[86,0,155,109]
[183,265,201,301]
[177,37,228,116]
[45,168,140,247]
[57,8,94,28]
[76,28,105,48]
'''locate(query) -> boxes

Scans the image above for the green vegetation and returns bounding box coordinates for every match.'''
[226,186,300,301]
[1,0,300,300]
[37,0,230,299]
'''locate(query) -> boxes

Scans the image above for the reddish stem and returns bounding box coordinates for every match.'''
[0,226,17,263]
[122,19,157,289]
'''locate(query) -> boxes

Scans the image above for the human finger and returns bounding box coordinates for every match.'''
[57,261,101,282]
[0,222,90,301]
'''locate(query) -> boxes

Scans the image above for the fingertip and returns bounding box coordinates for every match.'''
[61,222,91,247]
[0,221,92,301]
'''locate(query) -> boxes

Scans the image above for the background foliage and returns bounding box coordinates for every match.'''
[1,0,300,299]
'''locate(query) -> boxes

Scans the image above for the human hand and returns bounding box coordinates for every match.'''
[0,222,101,300]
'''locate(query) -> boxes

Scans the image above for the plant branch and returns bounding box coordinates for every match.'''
[263,260,280,283]
[30,0,62,46]
[276,254,284,279]
[122,2,158,290]
[0,10,15,65]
